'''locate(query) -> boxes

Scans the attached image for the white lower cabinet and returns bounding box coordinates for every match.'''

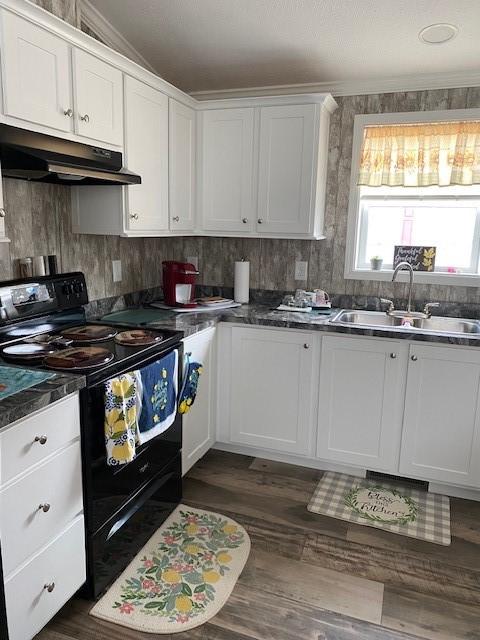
[316,336,407,472]
[400,344,480,487]
[0,393,85,640]
[220,326,318,456]
[182,328,216,475]
[4,517,85,640]
[215,324,480,493]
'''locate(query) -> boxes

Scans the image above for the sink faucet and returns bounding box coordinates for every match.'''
[392,261,414,314]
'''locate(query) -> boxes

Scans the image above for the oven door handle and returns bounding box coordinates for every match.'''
[106,470,175,541]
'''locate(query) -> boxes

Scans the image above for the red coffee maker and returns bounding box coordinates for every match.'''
[162,261,199,308]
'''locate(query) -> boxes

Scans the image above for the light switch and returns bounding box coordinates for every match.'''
[112,259,122,282]
[295,260,308,281]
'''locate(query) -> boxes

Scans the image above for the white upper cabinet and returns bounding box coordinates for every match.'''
[124,76,169,232]
[200,108,255,233]
[0,12,73,132]
[198,96,335,239]
[0,10,124,147]
[317,336,408,472]
[73,49,123,146]
[400,344,480,488]
[169,99,196,232]
[257,104,316,235]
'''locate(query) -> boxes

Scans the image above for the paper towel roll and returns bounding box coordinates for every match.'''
[234,261,250,304]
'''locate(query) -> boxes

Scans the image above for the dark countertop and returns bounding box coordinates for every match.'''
[0,369,85,431]
[100,304,480,347]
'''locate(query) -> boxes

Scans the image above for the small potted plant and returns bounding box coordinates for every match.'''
[370,255,383,271]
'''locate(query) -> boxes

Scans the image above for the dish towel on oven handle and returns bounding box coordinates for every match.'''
[137,349,178,445]
[104,372,139,466]
[178,352,203,414]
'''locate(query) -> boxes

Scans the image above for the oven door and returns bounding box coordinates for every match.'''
[85,454,182,599]
[80,346,182,536]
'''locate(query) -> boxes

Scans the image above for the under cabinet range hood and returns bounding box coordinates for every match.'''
[0,125,141,186]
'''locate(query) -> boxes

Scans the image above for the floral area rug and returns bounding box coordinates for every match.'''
[308,472,450,545]
[90,505,250,633]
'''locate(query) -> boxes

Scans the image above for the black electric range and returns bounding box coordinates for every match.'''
[0,272,184,598]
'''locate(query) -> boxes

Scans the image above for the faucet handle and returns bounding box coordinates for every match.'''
[423,302,440,317]
[380,298,395,313]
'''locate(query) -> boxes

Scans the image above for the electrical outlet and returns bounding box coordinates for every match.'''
[112,259,122,283]
[295,260,308,281]
[187,256,199,270]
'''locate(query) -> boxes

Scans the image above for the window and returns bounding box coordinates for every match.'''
[357,185,480,273]
[345,109,480,286]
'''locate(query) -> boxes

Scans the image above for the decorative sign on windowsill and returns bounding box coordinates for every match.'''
[393,245,436,272]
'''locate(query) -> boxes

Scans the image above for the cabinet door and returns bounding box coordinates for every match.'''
[400,344,480,487]
[257,104,316,235]
[73,49,123,146]
[182,328,216,475]
[169,100,195,232]
[201,108,254,233]
[0,12,73,132]
[124,76,169,232]
[317,336,407,472]
[5,517,85,640]
[0,159,6,240]
[229,327,317,455]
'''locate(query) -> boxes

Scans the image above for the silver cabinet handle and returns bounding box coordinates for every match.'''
[80,114,90,122]
[242,218,248,224]
[35,435,48,445]
[63,108,73,117]
[44,583,55,593]
[38,503,51,513]
[172,216,180,222]
[411,355,418,361]
[130,213,139,220]
[303,343,310,349]
[258,218,264,224]
[0,208,6,218]
[390,353,397,359]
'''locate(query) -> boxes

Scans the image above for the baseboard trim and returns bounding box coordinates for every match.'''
[212,442,367,478]
[212,442,480,501]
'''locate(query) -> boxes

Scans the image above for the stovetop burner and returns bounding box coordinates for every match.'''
[114,329,163,346]
[44,346,115,371]
[59,325,118,343]
[2,343,58,361]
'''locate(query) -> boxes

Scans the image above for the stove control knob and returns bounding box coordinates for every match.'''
[73,281,84,294]
[62,283,74,296]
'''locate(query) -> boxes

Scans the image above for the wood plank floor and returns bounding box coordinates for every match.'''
[38,450,480,640]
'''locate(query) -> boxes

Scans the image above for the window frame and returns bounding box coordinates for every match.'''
[345,107,480,287]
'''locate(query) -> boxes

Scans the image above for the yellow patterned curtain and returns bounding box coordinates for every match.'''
[358,121,480,187]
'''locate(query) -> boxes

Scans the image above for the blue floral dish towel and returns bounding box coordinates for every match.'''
[137,350,178,444]
[178,353,203,414]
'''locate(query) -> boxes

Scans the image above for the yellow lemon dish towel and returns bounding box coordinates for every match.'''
[105,372,139,466]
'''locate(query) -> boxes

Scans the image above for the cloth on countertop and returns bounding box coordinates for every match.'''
[178,353,203,414]
[137,350,178,444]
[104,372,139,466]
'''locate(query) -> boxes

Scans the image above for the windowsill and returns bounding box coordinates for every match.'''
[345,268,480,287]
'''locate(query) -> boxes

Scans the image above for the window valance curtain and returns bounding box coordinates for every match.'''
[358,121,480,187]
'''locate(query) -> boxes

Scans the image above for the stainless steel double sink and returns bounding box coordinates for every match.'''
[329,310,480,337]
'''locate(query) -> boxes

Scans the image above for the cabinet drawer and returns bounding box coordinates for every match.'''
[0,393,80,485]
[0,442,83,577]
[5,517,86,640]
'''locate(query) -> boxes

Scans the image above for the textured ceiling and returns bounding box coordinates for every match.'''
[89,0,480,93]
